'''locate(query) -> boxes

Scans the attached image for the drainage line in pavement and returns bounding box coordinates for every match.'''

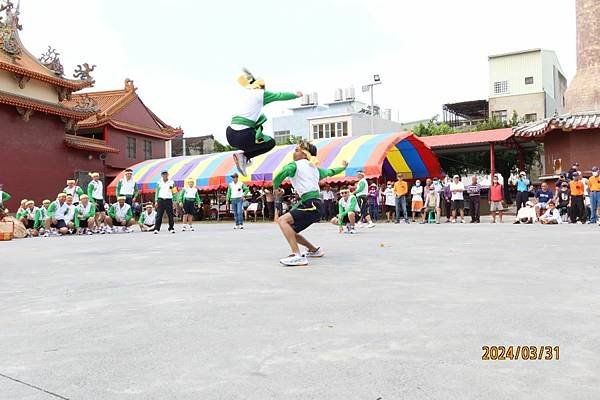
[0,373,70,400]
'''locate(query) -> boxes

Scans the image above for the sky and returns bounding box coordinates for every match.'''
[21,0,575,141]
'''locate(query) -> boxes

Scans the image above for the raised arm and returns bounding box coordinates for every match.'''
[263,91,300,105]
[273,162,298,189]
[318,160,348,180]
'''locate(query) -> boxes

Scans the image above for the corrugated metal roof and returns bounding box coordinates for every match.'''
[419,128,514,148]
[513,112,600,137]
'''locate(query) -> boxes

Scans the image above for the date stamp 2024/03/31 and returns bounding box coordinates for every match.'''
[482,346,559,361]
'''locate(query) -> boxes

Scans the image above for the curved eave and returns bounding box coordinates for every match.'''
[64,135,120,153]
[0,61,94,90]
[78,119,183,139]
[0,90,93,120]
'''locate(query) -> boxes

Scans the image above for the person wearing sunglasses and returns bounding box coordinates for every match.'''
[273,140,347,267]
[331,187,360,234]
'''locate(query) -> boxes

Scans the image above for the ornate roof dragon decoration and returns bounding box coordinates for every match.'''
[39,46,64,75]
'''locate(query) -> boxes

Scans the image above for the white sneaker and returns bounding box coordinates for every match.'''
[182,224,188,232]
[367,222,375,228]
[304,247,325,258]
[280,254,308,267]
[232,152,248,176]
[153,230,159,234]
[460,219,465,224]
[451,219,456,224]
[86,229,93,235]
[189,226,195,232]
[169,229,175,234]
[239,225,244,230]
[233,225,238,230]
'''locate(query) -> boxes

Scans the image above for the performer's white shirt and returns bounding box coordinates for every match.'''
[289,159,319,196]
[355,178,369,197]
[119,177,136,196]
[26,206,38,220]
[230,88,265,130]
[64,186,82,203]
[64,204,76,222]
[89,180,104,200]
[51,201,70,221]
[182,187,198,199]
[113,203,131,220]
[77,202,93,217]
[321,190,335,201]
[142,210,156,226]
[228,181,246,200]
[339,195,360,212]
[156,179,175,200]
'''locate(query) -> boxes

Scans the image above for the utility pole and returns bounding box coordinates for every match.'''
[362,75,382,135]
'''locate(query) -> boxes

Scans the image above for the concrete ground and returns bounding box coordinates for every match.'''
[1,220,599,400]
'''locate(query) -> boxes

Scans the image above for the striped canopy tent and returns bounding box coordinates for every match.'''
[107,132,441,195]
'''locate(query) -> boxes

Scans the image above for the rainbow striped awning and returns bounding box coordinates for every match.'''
[107,132,441,194]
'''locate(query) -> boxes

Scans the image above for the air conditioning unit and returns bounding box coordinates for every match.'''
[345,87,355,100]
[301,94,310,106]
[334,88,343,102]
[310,92,318,105]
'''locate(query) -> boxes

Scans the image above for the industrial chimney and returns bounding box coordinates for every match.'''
[564,0,600,113]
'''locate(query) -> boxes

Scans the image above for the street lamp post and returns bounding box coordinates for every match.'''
[362,74,382,135]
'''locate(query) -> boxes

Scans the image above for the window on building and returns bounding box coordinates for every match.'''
[318,124,324,139]
[524,113,537,122]
[143,140,152,160]
[127,137,136,159]
[525,76,534,85]
[324,123,331,138]
[274,130,291,145]
[313,121,349,139]
[493,81,509,94]
[342,121,348,136]
[312,125,319,140]
[492,110,508,123]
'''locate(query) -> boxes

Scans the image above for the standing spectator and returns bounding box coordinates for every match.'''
[534,182,553,218]
[555,182,570,222]
[515,171,530,212]
[274,188,284,221]
[567,162,580,181]
[320,184,335,221]
[569,172,586,224]
[432,177,444,222]
[442,178,452,222]
[87,172,106,231]
[466,176,481,223]
[382,182,396,222]
[449,175,465,223]
[410,180,423,222]
[555,173,569,189]
[263,188,275,221]
[154,170,177,234]
[227,173,249,229]
[489,174,504,223]
[368,183,380,221]
[393,173,409,224]
[589,166,600,224]
[582,174,592,222]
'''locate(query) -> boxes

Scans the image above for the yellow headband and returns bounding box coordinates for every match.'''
[20,199,28,205]
[67,180,76,184]
[26,200,34,205]
[237,73,265,90]
[117,196,126,201]
[89,172,100,178]
[57,193,67,198]
[80,195,89,200]
[43,200,51,204]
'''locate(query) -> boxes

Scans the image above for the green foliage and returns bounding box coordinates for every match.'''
[412,116,456,137]
[213,139,234,153]
[285,135,303,145]
[475,117,506,131]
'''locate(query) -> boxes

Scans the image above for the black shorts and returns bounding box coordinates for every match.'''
[125,196,134,206]
[275,202,283,214]
[451,200,465,210]
[385,205,395,213]
[341,211,361,224]
[26,220,35,229]
[290,198,323,233]
[51,220,67,229]
[113,220,127,227]
[79,219,89,228]
[94,199,105,212]
[183,199,196,214]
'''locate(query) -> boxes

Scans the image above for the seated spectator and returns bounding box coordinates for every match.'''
[513,201,536,224]
[421,185,440,224]
[555,182,570,221]
[534,182,553,217]
[539,201,563,224]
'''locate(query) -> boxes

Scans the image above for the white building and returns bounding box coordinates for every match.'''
[488,49,567,123]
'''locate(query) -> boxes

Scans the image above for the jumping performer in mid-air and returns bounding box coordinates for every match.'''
[273,139,347,267]
[227,68,302,176]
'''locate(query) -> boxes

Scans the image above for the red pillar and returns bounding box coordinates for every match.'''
[490,143,496,178]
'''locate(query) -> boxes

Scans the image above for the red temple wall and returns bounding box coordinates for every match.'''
[104,127,166,179]
[0,105,104,205]
[543,128,600,174]
[113,97,163,131]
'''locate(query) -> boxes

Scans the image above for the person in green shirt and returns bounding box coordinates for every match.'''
[330,187,361,234]
[273,139,347,267]
[74,195,97,235]
[105,196,136,233]
[63,179,85,205]
[227,68,302,176]
[178,179,202,232]
[0,184,11,209]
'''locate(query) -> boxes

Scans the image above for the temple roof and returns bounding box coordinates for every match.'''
[64,134,120,153]
[64,79,183,139]
[0,89,93,120]
[0,1,93,91]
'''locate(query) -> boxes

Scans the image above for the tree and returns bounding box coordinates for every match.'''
[285,135,303,145]
[412,116,456,137]
[213,139,234,153]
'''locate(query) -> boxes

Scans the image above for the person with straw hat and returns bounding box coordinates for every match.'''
[63,179,84,205]
[227,68,302,176]
[178,178,201,232]
[116,168,139,206]
[138,203,157,232]
[105,196,136,233]
[74,194,96,235]
[87,172,106,230]
[273,139,347,267]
